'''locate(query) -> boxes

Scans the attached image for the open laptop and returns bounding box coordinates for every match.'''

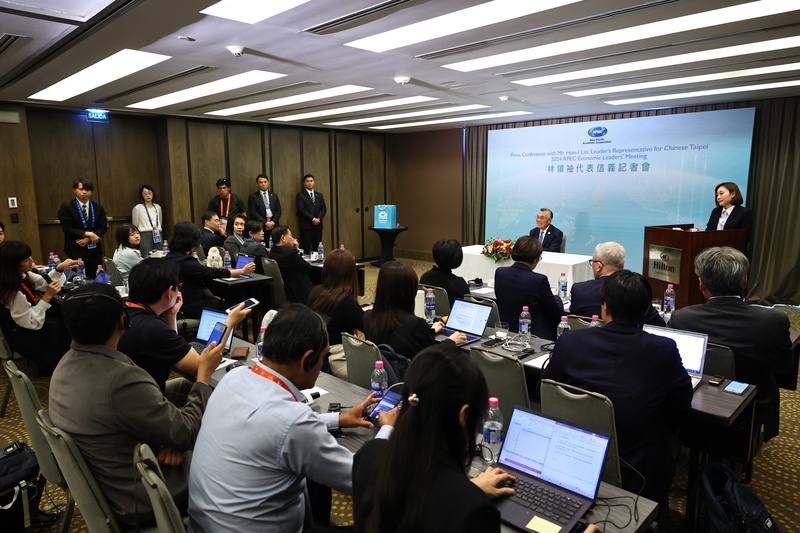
[235,254,255,278]
[437,298,493,346]
[190,308,234,354]
[643,325,707,389]
[495,408,609,533]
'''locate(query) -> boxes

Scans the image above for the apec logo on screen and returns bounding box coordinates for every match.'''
[587,126,607,138]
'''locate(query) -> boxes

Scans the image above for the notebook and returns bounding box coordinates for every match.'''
[235,254,255,278]
[190,308,233,354]
[438,298,493,345]
[495,408,609,533]
[643,325,707,389]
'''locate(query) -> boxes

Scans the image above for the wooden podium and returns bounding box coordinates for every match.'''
[643,224,747,308]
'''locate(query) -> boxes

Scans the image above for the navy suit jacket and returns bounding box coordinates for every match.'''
[543,322,692,501]
[528,225,563,253]
[494,262,563,340]
[570,275,665,326]
[247,190,281,225]
[296,189,326,229]
[705,205,753,232]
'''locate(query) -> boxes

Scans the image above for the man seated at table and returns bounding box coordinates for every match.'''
[494,236,563,340]
[528,208,563,253]
[239,220,268,271]
[571,241,665,326]
[543,270,692,503]
[268,225,313,303]
[48,283,233,526]
[669,247,792,442]
[199,211,225,256]
[188,303,395,532]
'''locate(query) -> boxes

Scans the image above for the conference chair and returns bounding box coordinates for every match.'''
[103,257,124,287]
[4,361,75,533]
[260,257,287,309]
[194,245,206,263]
[704,342,737,379]
[341,332,380,389]
[560,234,567,253]
[469,348,530,430]
[134,444,187,533]
[567,314,592,331]
[540,379,622,487]
[418,283,450,316]
[464,294,500,326]
[0,326,24,418]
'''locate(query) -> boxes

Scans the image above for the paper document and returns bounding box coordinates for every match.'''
[301,386,329,402]
[523,353,551,370]
[215,357,234,370]
[472,287,494,295]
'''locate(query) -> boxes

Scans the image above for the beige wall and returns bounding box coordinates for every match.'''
[388,128,463,258]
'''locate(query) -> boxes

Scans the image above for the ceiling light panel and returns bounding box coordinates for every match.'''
[127,70,286,109]
[443,0,800,72]
[200,0,311,24]
[371,111,531,129]
[206,85,373,116]
[512,36,800,87]
[325,104,491,126]
[29,49,170,101]
[345,0,581,53]
[270,96,437,122]
[605,79,800,105]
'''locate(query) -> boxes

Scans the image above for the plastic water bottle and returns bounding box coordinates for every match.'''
[223,250,232,269]
[590,314,603,328]
[424,288,436,325]
[47,252,56,271]
[559,272,568,299]
[370,360,388,399]
[663,284,676,316]
[94,266,109,284]
[256,326,267,358]
[53,254,61,268]
[518,306,531,341]
[317,242,324,261]
[557,316,570,338]
[162,239,169,252]
[482,397,503,463]
[74,262,86,285]
[268,235,274,250]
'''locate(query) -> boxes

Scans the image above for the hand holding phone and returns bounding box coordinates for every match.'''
[227,298,259,313]
[206,322,227,348]
[367,390,403,424]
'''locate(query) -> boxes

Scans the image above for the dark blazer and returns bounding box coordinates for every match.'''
[570,275,666,327]
[57,199,108,258]
[419,267,470,307]
[669,297,792,441]
[529,225,563,253]
[295,189,326,229]
[268,245,312,304]
[353,439,500,533]
[363,311,439,359]
[543,322,692,501]
[207,194,246,235]
[705,205,753,232]
[165,252,230,319]
[494,262,564,340]
[308,293,364,346]
[199,228,225,256]
[247,190,281,225]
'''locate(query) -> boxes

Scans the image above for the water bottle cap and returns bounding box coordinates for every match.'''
[488,397,499,408]
[374,360,384,369]
[522,306,529,311]
[592,315,599,320]
[561,272,566,276]
[426,287,433,293]
[259,326,267,332]
[667,284,674,288]
[561,316,568,321]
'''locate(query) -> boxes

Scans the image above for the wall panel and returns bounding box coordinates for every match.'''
[0,105,40,251]
[302,129,333,250]
[270,127,301,237]
[159,117,191,233]
[227,124,262,191]
[187,121,226,222]
[361,134,385,258]
[335,132,362,256]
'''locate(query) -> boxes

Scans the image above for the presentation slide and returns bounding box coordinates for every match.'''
[485,108,755,270]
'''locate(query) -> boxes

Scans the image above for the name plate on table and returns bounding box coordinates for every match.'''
[373,205,396,229]
[648,245,681,284]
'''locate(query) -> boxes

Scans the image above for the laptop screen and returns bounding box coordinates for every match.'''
[196,309,234,350]
[236,254,255,270]
[498,409,609,499]
[445,299,492,336]
[643,325,707,375]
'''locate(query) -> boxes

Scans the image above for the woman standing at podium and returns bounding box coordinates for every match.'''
[705,182,752,232]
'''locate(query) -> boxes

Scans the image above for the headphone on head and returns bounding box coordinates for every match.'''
[64,290,130,330]
[303,312,329,372]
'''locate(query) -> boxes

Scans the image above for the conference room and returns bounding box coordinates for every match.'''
[1,1,799,532]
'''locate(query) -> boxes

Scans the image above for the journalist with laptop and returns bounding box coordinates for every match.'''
[437,298,493,346]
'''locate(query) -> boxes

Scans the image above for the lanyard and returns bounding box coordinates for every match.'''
[125,302,148,311]
[75,199,94,229]
[144,204,159,230]
[251,364,298,401]
[19,281,39,304]
[219,196,231,218]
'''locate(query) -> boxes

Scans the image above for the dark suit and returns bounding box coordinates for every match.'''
[165,252,229,319]
[199,228,224,256]
[669,297,792,440]
[494,262,564,340]
[705,205,753,232]
[529,225,563,253]
[543,322,692,501]
[247,190,281,230]
[296,188,326,252]
[57,199,108,278]
[570,275,666,326]
[419,266,470,307]
[268,245,312,304]
[207,194,246,235]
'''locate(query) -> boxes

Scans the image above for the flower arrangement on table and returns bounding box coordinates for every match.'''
[481,238,515,262]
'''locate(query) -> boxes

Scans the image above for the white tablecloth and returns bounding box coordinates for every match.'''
[453,245,592,292]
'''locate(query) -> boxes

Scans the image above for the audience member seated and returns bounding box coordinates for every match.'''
[0,220,5,243]
[267,225,312,303]
[198,211,225,256]
[494,236,563,340]
[0,241,76,374]
[48,283,232,526]
[365,261,464,359]
[239,220,269,264]
[112,222,143,284]
[669,247,792,441]
[222,213,247,263]
[167,222,255,318]
[419,239,469,306]
[571,241,665,326]
[188,304,393,532]
[528,208,563,253]
[543,271,692,502]
[308,247,364,345]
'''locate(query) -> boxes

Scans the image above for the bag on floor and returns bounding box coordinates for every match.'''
[0,441,40,532]
[699,462,780,533]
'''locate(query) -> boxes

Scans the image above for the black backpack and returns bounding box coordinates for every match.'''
[0,441,40,532]
[377,344,410,385]
[699,462,781,533]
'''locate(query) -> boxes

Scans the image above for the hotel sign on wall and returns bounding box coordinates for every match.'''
[648,245,681,284]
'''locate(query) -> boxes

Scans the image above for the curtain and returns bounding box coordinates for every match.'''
[463,126,487,245]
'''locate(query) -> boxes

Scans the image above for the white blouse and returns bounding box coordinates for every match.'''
[112,246,143,283]
[6,270,65,330]
[132,203,163,232]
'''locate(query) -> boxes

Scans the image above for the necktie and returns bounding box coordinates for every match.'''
[263,191,270,211]
[310,191,315,203]
[539,231,545,244]
[82,203,88,220]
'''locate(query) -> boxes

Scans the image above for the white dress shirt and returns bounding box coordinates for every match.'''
[717,206,734,230]
[5,270,65,330]
[131,203,163,232]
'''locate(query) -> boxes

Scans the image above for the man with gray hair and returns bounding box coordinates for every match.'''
[669,246,791,441]
[528,208,563,252]
[570,242,664,326]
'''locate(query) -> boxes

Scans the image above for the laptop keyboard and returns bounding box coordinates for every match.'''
[508,479,582,524]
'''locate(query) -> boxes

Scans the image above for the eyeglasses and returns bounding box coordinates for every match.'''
[588,259,603,266]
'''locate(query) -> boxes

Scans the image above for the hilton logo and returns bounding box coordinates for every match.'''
[648,245,682,284]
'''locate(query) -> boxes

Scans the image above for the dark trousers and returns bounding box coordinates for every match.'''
[299,223,323,253]
[68,245,103,279]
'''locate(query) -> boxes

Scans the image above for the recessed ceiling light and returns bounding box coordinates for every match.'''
[29,49,170,101]
[270,96,437,122]
[370,111,531,130]
[127,70,286,109]
[200,0,311,24]
[498,95,510,102]
[604,79,800,105]
[345,0,580,53]
[565,62,800,97]
[206,85,373,116]
[325,104,491,126]
[443,0,800,72]
[513,35,800,87]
